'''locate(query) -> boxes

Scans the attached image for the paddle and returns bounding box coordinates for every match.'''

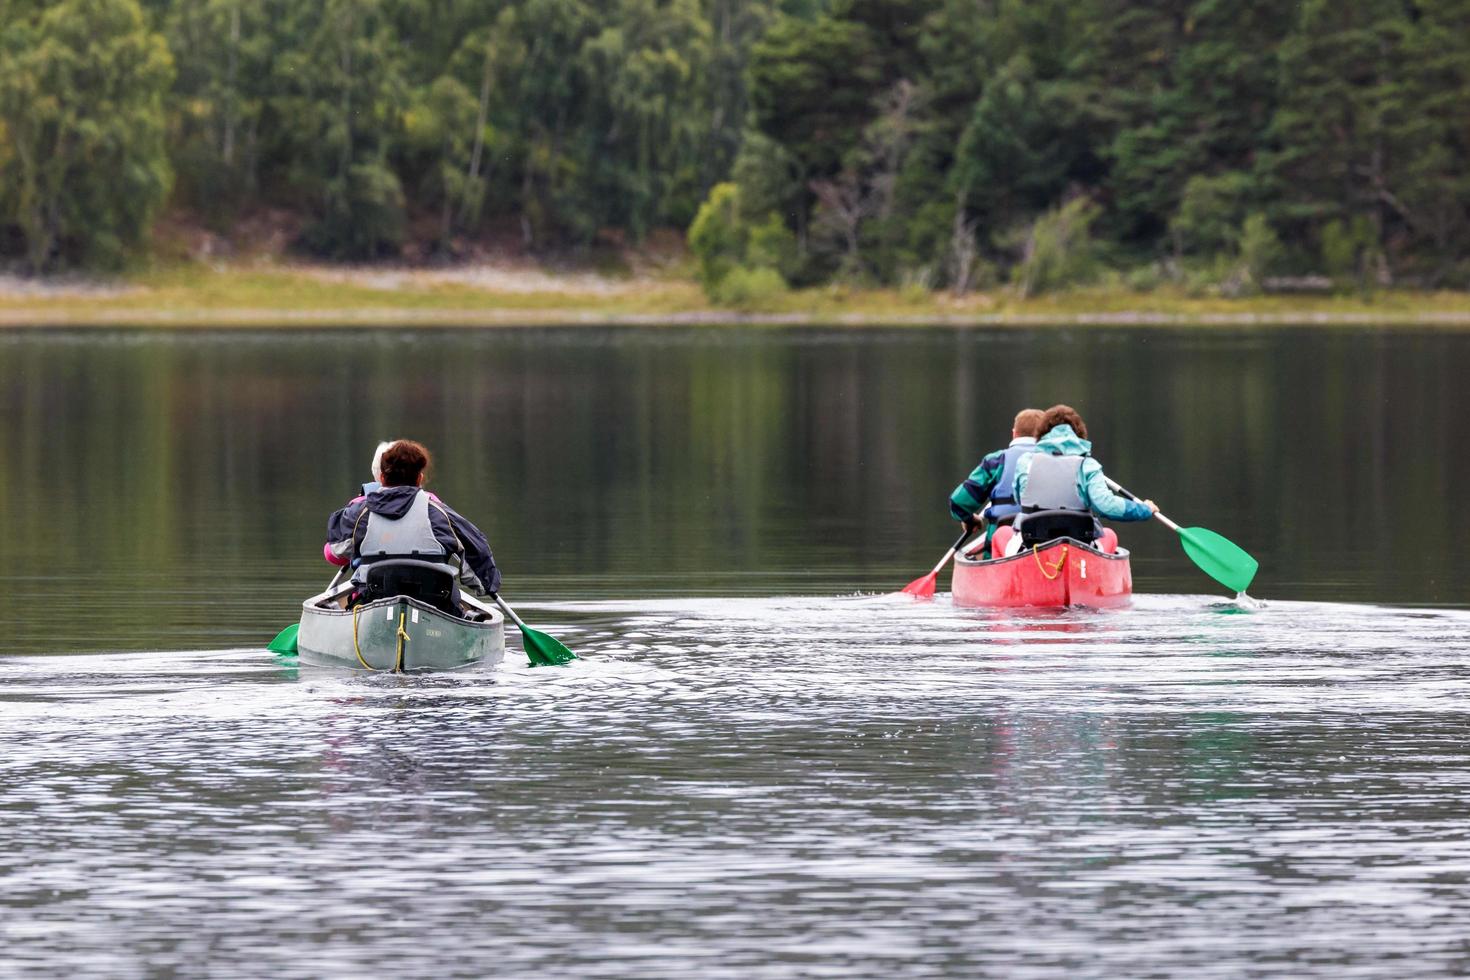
[461,592,578,667]
[267,623,299,655]
[900,523,979,598]
[1106,478,1259,593]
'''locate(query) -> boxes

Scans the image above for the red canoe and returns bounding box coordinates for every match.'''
[952,536,1132,608]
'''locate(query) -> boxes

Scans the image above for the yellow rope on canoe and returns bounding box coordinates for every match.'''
[1033,543,1069,581]
[351,603,374,671]
[394,611,410,673]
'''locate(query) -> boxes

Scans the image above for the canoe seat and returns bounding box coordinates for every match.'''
[364,559,460,616]
[1016,509,1100,548]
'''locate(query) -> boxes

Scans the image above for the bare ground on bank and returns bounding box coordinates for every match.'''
[5,261,1470,328]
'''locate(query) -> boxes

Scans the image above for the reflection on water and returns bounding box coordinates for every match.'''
[3,326,1470,975]
[4,595,1470,976]
[0,326,1467,657]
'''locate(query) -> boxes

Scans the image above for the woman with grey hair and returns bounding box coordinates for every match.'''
[321,440,397,566]
[364,439,394,495]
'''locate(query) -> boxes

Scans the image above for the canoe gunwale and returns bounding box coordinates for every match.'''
[299,592,502,631]
[953,536,1131,569]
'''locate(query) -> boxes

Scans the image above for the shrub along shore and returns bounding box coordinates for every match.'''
[4,261,1470,329]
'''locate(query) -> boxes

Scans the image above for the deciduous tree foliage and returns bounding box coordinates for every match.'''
[1,0,1467,285]
[0,0,173,271]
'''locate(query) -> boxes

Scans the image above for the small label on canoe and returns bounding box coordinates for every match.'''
[386,607,393,621]
[1081,559,1087,579]
[411,608,419,624]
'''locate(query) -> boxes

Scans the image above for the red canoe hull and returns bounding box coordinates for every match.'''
[952,537,1132,608]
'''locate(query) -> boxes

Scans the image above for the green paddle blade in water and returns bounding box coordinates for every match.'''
[267,623,299,655]
[522,626,577,667]
[1179,526,1259,593]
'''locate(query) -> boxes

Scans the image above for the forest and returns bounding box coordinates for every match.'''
[2,0,1468,300]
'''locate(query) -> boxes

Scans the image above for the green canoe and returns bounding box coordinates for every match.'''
[296,587,505,672]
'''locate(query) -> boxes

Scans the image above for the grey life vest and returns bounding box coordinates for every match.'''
[352,489,458,584]
[1020,453,1088,512]
[982,442,1036,523]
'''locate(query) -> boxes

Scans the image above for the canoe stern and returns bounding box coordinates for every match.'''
[952,537,1132,608]
[297,596,505,672]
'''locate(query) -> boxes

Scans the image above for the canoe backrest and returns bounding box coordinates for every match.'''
[1016,509,1100,547]
[364,559,458,613]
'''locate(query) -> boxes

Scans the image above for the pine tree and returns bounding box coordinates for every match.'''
[1264,0,1418,275]
[1109,0,1288,247]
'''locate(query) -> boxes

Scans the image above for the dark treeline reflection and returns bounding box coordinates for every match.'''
[0,327,1463,652]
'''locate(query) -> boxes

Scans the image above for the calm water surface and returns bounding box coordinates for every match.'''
[2,327,1468,976]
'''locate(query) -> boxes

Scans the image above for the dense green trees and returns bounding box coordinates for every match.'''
[728,0,1470,294]
[0,0,173,271]
[1,0,793,266]
[1,0,1467,290]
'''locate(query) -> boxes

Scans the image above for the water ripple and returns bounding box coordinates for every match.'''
[4,594,1470,977]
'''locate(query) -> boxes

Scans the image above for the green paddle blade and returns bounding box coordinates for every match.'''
[267,623,300,655]
[522,626,577,667]
[1178,526,1259,593]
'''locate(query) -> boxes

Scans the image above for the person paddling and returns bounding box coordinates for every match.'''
[948,408,1045,558]
[1004,404,1157,554]
[325,439,500,610]
[362,439,393,496]
[321,440,394,570]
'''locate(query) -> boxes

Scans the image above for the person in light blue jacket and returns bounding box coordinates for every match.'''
[1010,404,1156,549]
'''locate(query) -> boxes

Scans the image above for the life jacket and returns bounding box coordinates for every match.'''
[351,489,459,584]
[982,441,1036,524]
[1020,453,1089,512]
[1017,452,1099,545]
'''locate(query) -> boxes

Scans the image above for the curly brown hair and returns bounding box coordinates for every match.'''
[380,439,432,487]
[1040,404,1088,440]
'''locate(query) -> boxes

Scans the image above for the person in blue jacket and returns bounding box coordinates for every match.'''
[1010,404,1156,550]
[948,408,1045,558]
[321,440,394,568]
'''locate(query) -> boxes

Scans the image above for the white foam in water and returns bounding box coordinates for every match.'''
[4,593,1470,978]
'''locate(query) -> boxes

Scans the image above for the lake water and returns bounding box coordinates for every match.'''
[2,326,1469,976]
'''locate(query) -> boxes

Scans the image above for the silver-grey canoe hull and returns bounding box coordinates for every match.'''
[298,595,505,672]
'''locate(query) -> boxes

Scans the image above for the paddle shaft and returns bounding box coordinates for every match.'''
[1103,477,1259,594]
[460,591,527,631]
[1105,478,1179,531]
[929,527,973,576]
[490,593,528,631]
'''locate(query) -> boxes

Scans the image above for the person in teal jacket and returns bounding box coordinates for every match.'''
[1012,405,1156,546]
[948,408,1045,558]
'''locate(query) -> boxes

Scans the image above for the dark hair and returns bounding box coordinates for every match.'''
[380,439,432,487]
[1040,404,1088,440]
[1012,408,1046,438]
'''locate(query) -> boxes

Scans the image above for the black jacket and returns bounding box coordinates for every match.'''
[327,486,501,593]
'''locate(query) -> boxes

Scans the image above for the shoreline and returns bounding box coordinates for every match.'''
[5,261,1470,329]
[8,308,1470,329]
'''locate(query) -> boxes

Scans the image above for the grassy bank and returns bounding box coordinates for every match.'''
[5,260,1470,328]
